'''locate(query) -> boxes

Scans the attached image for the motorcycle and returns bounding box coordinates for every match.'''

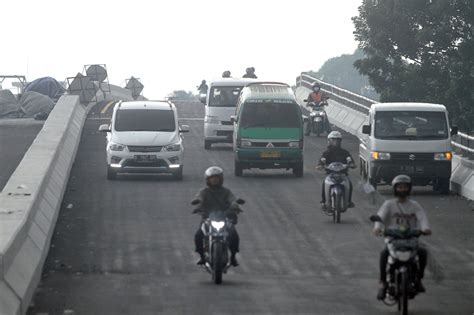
[321,158,353,223]
[191,198,244,284]
[370,215,424,315]
[308,101,327,136]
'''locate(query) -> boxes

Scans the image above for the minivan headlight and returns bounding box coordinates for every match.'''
[110,142,126,151]
[371,151,391,160]
[434,152,452,161]
[162,143,181,152]
[240,140,252,147]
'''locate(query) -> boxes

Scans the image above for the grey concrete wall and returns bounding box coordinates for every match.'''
[296,86,473,201]
[0,95,86,314]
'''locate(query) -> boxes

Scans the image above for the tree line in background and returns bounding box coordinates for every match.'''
[353,0,474,132]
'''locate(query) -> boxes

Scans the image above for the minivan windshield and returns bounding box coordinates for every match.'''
[115,109,176,132]
[209,86,243,107]
[374,111,448,140]
[240,101,301,128]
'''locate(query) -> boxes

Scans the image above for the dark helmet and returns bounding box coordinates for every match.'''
[250,67,255,73]
[245,67,251,73]
[205,166,224,187]
[327,131,342,148]
[201,80,206,84]
[392,175,412,196]
[222,71,231,78]
[312,82,321,91]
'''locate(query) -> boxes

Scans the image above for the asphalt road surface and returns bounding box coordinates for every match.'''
[28,101,474,315]
[0,119,44,191]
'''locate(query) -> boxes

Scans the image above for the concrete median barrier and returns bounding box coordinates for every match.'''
[0,95,86,314]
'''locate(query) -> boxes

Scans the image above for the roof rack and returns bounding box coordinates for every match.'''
[245,82,290,87]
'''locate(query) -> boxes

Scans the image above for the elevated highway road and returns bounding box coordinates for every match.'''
[28,101,474,314]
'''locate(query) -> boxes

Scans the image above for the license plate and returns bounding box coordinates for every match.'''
[260,151,281,158]
[401,166,424,173]
[314,117,322,122]
[134,155,156,162]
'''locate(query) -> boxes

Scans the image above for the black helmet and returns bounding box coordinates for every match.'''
[205,166,224,187]
[392,175,412,196]
[312,82,321,91]
[222,71,231,78]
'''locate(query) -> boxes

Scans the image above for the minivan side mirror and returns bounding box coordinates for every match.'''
[362,125,371,135]
[230,115,237,123]
[180,125,190,133]
[98,124,111,132]
[450,126,458,136]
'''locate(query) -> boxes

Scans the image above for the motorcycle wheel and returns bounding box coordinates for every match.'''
[333,194,342,223]
[212,242,224,284]
[399,272,409,315]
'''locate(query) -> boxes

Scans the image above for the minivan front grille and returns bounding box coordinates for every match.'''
[128,146,163,152]
[390,153,433,162]
[251,142,289,148]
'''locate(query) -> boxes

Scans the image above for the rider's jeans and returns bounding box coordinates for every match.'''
[195,224,240,255]
[379,246,427,282]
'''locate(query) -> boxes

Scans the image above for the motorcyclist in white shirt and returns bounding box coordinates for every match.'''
[373,175,432,300]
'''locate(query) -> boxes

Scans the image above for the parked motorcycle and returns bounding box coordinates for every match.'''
[322,159,352,223]
[192,198,244,284]
[370,215,424,315]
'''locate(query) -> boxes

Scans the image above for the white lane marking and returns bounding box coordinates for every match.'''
[178,118,204,121]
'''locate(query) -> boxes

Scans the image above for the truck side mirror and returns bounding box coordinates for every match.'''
[450,126,458,136]
[362,125,371,135]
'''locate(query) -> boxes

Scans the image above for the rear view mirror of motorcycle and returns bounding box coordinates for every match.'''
[369,215,382,223]
[236,198,245,205]
[191,199,201,205]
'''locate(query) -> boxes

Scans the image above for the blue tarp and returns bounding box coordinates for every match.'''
[23,77,65,100]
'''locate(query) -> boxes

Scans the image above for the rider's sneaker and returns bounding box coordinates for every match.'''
[414,280,426,293]
[230,255,239,267]
[196,255,206,265]
[377,282,387,300]
[320,202,328,211]
[348,201,355,208]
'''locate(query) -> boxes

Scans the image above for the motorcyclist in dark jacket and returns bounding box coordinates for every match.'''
[317,131,356,210]
[193,166,241,266]
[197,80,208,94]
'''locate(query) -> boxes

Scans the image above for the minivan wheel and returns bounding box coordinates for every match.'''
[293,163,304,178]
[434,178,450,195]
[369,176,377,190]
[107,166,117,180]
[234,161,243,177]
[204,140,212,150]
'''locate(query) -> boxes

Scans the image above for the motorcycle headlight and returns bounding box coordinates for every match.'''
[211,221,225,231]
[371,151,391,160]
[310,112,317,117]
[434,152,452,161]
[394,251,412,262]
[110,142,126,151]
[162,143,181,152]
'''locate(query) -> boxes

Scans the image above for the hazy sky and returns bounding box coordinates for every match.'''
[1,0,361,99]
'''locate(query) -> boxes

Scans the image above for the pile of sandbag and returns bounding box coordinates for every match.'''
[0,90,21,119]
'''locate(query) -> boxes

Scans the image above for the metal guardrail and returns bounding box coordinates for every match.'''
[296,72,474,159]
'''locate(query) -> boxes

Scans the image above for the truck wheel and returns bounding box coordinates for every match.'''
[107,166,117,180]
[435,178,450,195]
[369,176,377,190]
[204,140,212,150]
[293,163,304,178]
[234,161,243,177]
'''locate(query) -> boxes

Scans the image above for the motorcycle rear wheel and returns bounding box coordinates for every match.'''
[332,194,342,223]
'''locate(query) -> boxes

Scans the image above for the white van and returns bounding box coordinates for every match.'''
[98,100,189,180]
[359,102,458,194]
[202,78,257,149]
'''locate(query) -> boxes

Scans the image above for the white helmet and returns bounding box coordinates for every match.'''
[205,166,224,186]
[328,131,342,140]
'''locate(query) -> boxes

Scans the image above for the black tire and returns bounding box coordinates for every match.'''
[333,193,342,223]
[173,166,183,180]
[204,140,212,150]
[293,163,304,178]
[107,166,117,180]
[400,272,409,315]
[234,160,243,177]
[369,176,377,190]
[435,178,450,195]
[212,242,224,284]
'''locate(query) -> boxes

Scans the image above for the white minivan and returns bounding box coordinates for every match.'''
[201,78,257,149]
[359,102,458,194]
[99,100,189,180]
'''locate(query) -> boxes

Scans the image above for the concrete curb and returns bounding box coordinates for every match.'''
[0,95,86,314]
[296,86,473,201]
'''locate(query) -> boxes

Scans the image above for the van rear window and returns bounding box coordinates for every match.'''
[374,111,448,140]
[209,86,243,107]
[115,109,176,132]
[240,101,301,128]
